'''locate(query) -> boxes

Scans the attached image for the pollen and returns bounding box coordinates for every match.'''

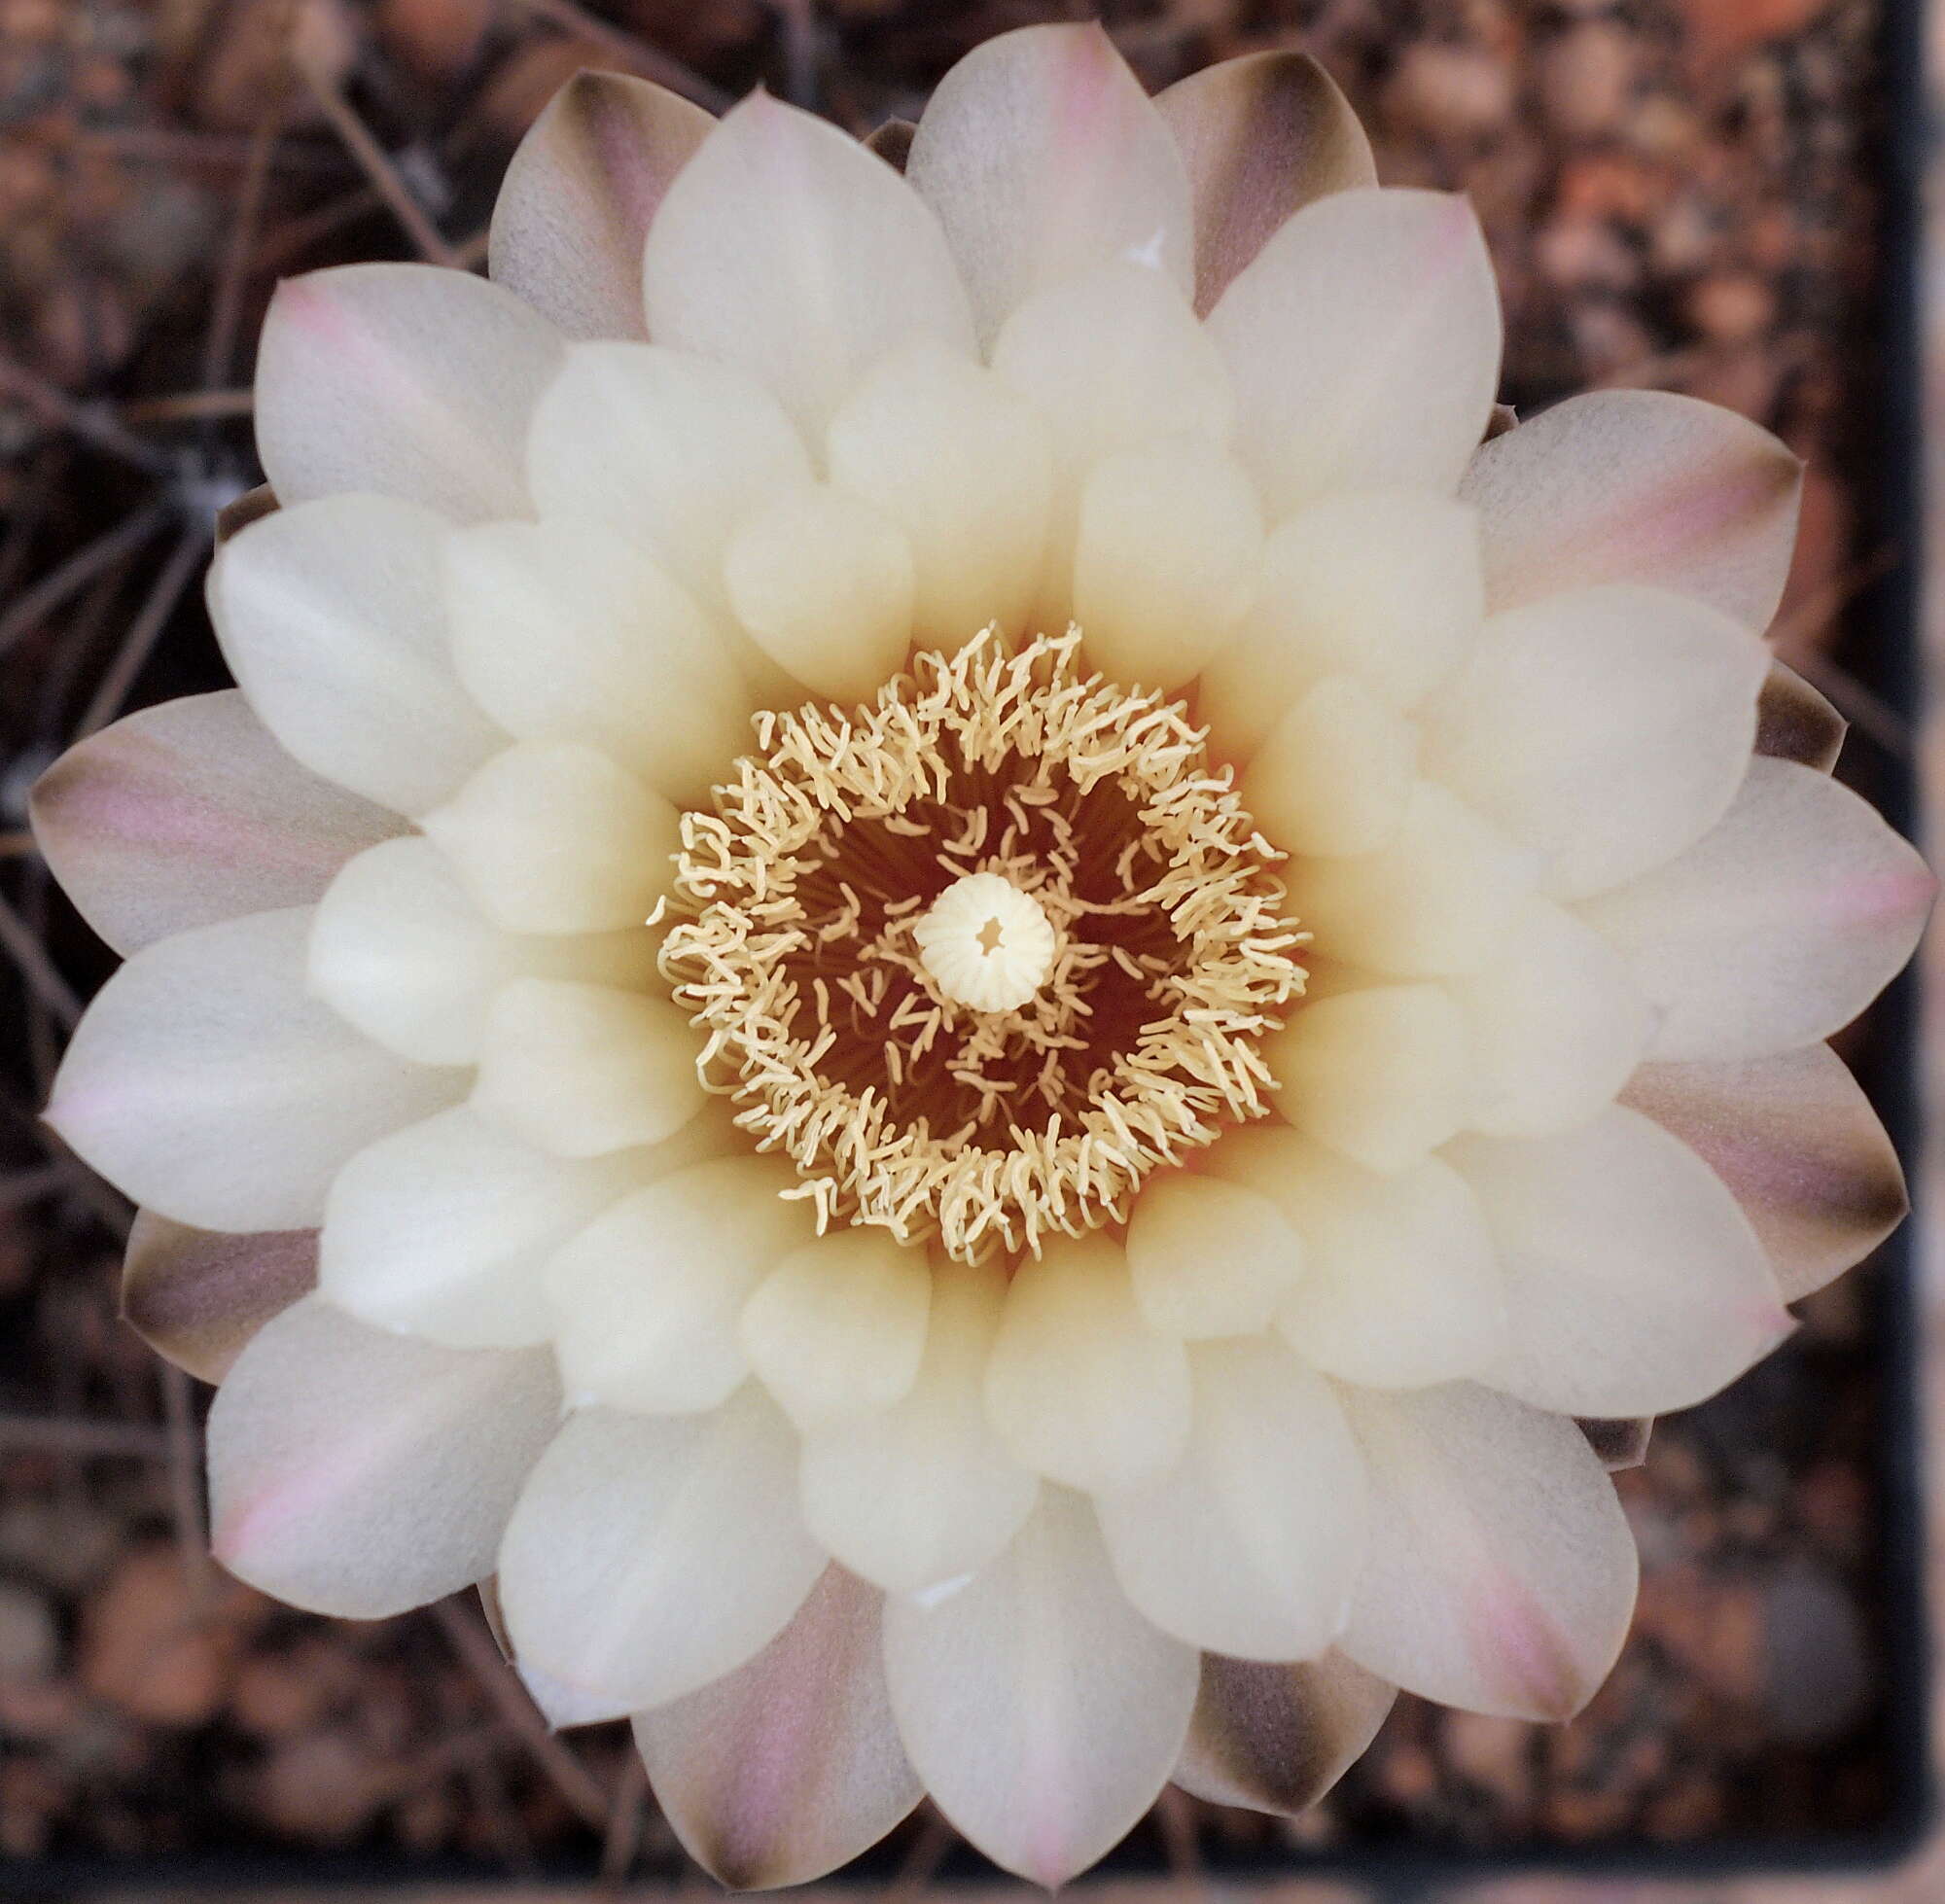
[914,872,1059,1012]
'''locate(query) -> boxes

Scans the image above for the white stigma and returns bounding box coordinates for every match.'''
[912,871,1059,1013]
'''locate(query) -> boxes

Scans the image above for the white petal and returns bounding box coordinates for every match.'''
[309,836,655,1066]
[254,264,563,521]
[1096,1337,1365,1659]
[1337,1382,1639,1721]
[319,1107,651,1349]
[1266,983,1469,1173]
[1208,189,1502,518]
[442,517,754,805]
[473,979,703,1157]
[1620,1046,1909,1302]
[1447,1107,1795,1418]
[1241,675,1417,859]
[1071,436,1262,688]
[498,1390,826,1720]
[488,71,710,342]
[544,1156,815,1414]
[208,1297,559,1618]
[1460,389,1803,633]
[526,341,811,644]
[209,496,504,816]
[826,339,1052,646]
[1449,897,1654,1138]
[799,1258,1040,1595]
[1205,1127,1506,1391]
[31,691,402,956]
[1419,584,1767,899]
[1579,758,1933,1061]
[905,22,1193,343]
[724,483,915,704]
[881,1488,1198,1886]
[642,92,974,439]
[422,741,680,934]
[984,1232,1191,1497]
[1293,783,1538,977]
[633,1566,922,1889]
[1124,1172,1304,1340]
[1197,490,1483,760]
[47,908,460,1232]
[740,1228,931,1430]
[121,1214,317,1385]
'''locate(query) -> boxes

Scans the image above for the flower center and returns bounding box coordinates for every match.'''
[660,629,1307,1262]
[913,871,1059,1012]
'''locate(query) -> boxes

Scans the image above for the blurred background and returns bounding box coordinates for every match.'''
[0,0,1938,1896]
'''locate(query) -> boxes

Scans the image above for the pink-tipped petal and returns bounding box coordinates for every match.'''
[122,1212,317,1385]
[489,70,712,341]
[1460,389,1803,633]
[1173,1650,1396,1818]
[1579,758,1935,1063]
[1154,51,1377,314]
[31,690,401,955]
[1756,660,1846,773]
[207,1297,559,1618]
[1621,1046,1908,1301]
[633,1567,922,1889]
[643,91,973,439]
[254,263,564,522]
[46,908,463,1233]
[906,23,1194,344]
[1208,187,1502,516]
[1338,1383,1639,1722]
[881,1489,1199,1887]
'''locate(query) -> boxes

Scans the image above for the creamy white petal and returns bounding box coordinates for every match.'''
[488,71,710,341]
[499,1390,826,1721]
[421,741,680,934]
[1265,982,1468,1173]
[633,1566,921,1889]
[1198,491,1483,759]
[208,1297,558,1618]
[30,691,402,956]
[643,91,974,439]
[543,1156,814,1414]
[473,980,703,1158]
[1208,189,1501,517]
[47,908,461,1232]
[1449,897,1654,1138]
[724,483,915,704]
[122,1214,316,1385]
[1419,584,1767,900]
[905,22,1193,343]
[1096,1337,1365,1659]
[309,836,654,1066]
[826,339,1052,645]
[1205,1127,1506,1391]
[800,1258,1040,1595]
[1071,436,1261,688]
[442,517,753,805]
[1460,389,1802,633]
[1449,1108,1793,1418]
[1338,1382,1638,1720]
[1621,1047,1909,1301]
[1292,783,1538,977]
[740,1228,931,1430]
[1123,1173,1304,1340]
[319,1107,649,1349]
[1578,758,1934,1061]
[1240,675,1416,859]
[254,264,563,522]
[984,1233,1191,1497]
[881,1488,1198,1886]
[209,496,505,816]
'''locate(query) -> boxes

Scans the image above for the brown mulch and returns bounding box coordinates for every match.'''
[0,0,1917,1882]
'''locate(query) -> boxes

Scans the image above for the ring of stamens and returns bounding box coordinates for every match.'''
[660,629,1308,1262]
